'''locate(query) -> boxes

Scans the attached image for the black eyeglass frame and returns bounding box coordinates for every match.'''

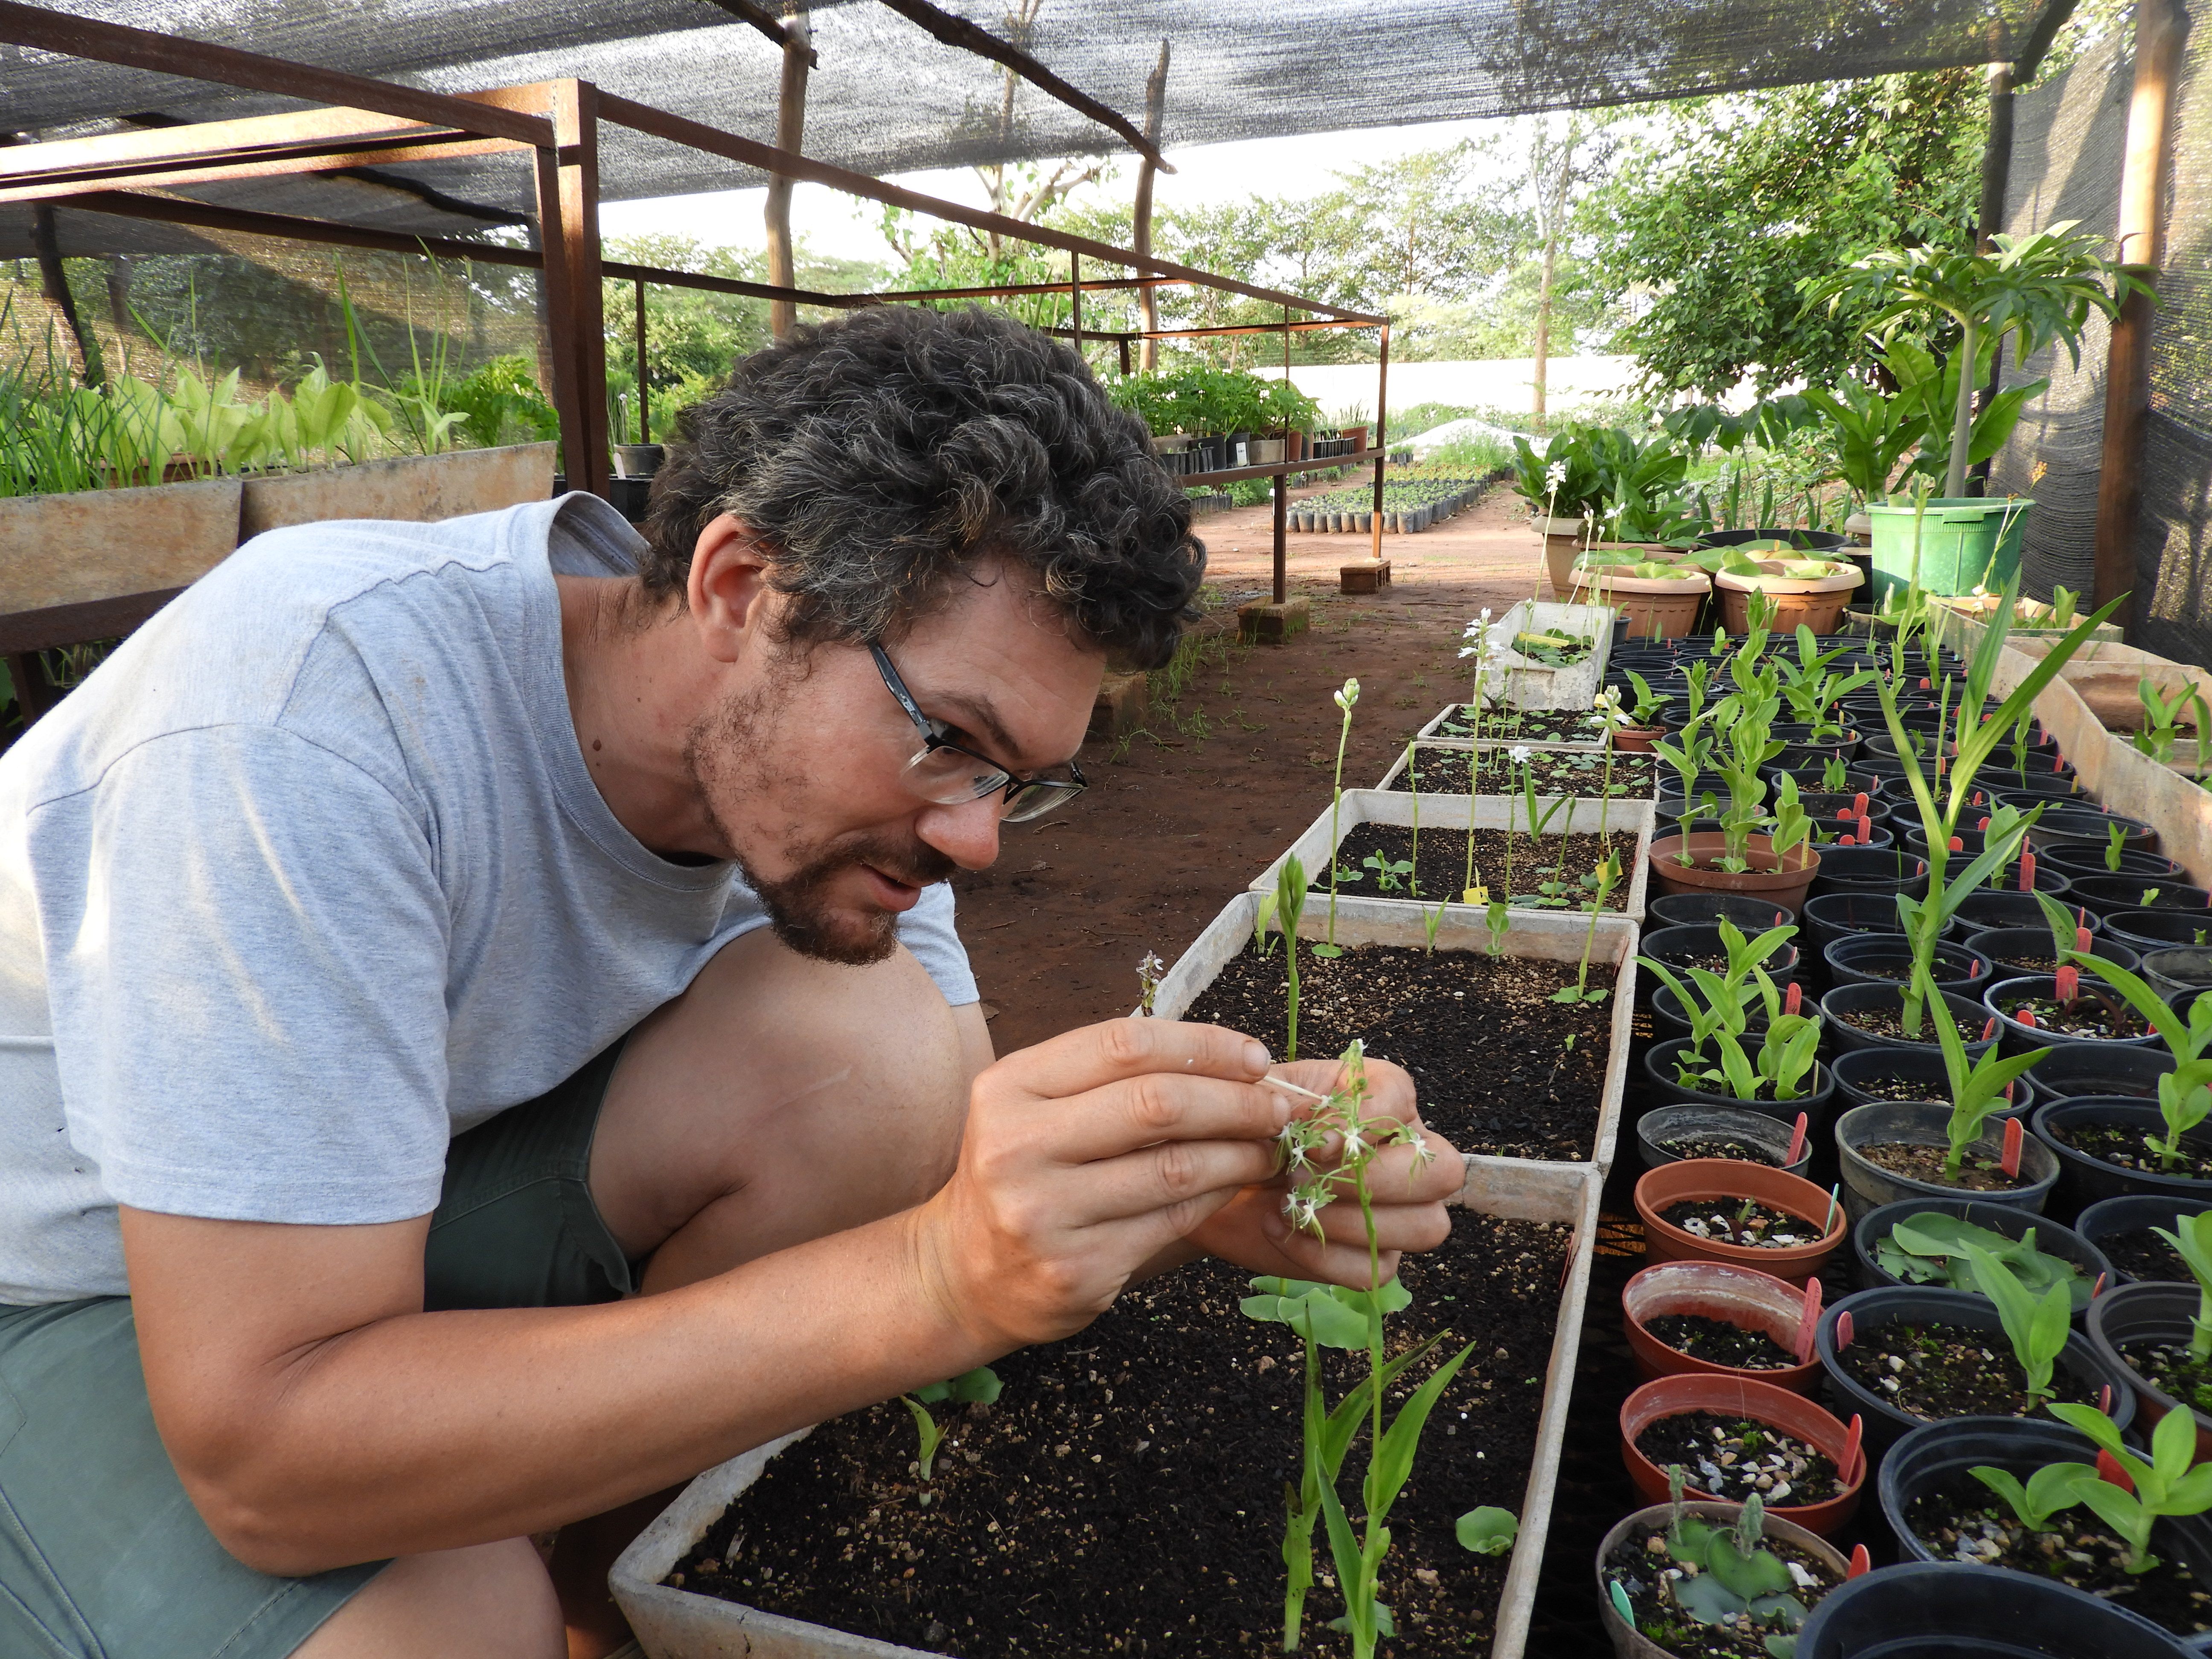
[869,643,1087,820]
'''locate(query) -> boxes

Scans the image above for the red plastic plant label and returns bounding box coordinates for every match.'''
[1784,982,1802,1017]
[1835,1309,1854,1350]
[1948,836,1964,852]
[1848,1544,1872,1580]
[1858,813,1871,842]
[2097,1449,2136,1493]
[2055,964,2079,1002]
[1983,1016,2000,1041]
[2020,1007,2037,1028]
[1787,1110,1809,1165]
[1843,1413,1865,1481]
[2001,1116,2024,1177]
[2019,851,2037,891]
[1794,1277,1822,1362]
[1854,792,1869,817]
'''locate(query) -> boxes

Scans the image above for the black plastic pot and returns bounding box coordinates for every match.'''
[1825,934,1994,994]
[2107,908,2212,954]
[1983,973,2163,1058]
[1643,894,1792,933]
[1636,1102,1818,1177]
[2028,805,2160,853]
[1643,1037,1835,1125]
[1954,888,2101,935]
[2043,843,2186,882]
[1649,983,1779,1044]
[2087,1280,2212,1460]
[2032,1099,2212,1219]
[2068,876,2212,918]
[1766,766,1884,800]
[1814,1285,2134,1458]
[1808,846,1928,901]
[1899,829,2074,896]
[1822,983,1998,1059]
[2143,946,2212,1003]
[1831,1047,2036,1120]
[1806,819,1895,850]
[1801,890,1913,957]
[1835,1101,2059,1224]
[1962,927,2139,978]
[1795,1560,2194,1658]
[1639,925,1800,989]
[1848,1195,2112,1303]
[2029,1044,2176,1103]
[2076,1194,2212,1285]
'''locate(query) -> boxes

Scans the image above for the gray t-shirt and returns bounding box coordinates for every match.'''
[0,494,975,1305]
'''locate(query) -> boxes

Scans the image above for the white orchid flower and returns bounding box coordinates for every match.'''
[1545,461,1567,491]
[1509,744,1534,764]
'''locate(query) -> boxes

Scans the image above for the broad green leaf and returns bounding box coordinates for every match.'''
[1455,1506,1519,1555]
[1364,1342,1475,1522]
[1708,1534,1795,1600]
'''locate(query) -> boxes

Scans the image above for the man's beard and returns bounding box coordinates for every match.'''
[683,678,959,966]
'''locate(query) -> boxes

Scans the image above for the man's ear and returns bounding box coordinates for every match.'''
[686,513,774,665]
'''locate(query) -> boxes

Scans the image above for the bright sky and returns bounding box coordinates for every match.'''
[596,116,1520,263]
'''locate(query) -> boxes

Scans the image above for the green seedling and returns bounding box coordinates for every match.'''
[1455,1507,1519,1556]
[1961,1242,2069,1405]
[1674,1009,1822,1104]
[1658,1490,1809,1651]
[1254,891,1281,959]
[1136,951,1166,1016]
[2136,678,2206,767]
[1316,678,1360,956]
[1620,669,1671,728]
[2152,1211,2212,1362]
[1276,856,1309,1061]
[1876,1212,2090,1311]
[1969,1459,2093,1531]
[1777,624,1873,729]
[1362,851,1414,892]
[2045,1402,2212,1573]
[1921,962,2050,1179]
[1553,852,1618,1004]
[2066,954,2212,1169]
[1483,896,1510,958]
[900,1366,1001,1481]
[2107,819,2129,873]
[1821,753,1851,792]
[1637,918,1799,1051]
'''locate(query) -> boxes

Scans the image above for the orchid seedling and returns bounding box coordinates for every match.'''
[1136,951,1166,1016]
[1651,1487,1810,1653]
[1316,678,1360,957]
[2106,819,2129,873]
[1877,1213,2091,1311]
[1961,1242,2069,1406]
[1674,1006,1822,1104]
[1969,1457,2093,1533]
[1637,917,1799,1051]
[1456,1507,1519,1556]
[1820,753,1851,792]
[2043,1402,2212,1573]
[1362,850,1414,892]
[900,1366,1001,1481]
[1553,852,1618,1004]
[1275,856,1309,1061]
[1483,896,1510,958]
[1921,962,2050,1179]
[2136,677,2207,768]
[1253,891,1281,959]
[2063,953,2212,1170]
[1620,669,1670,729]
[2152,1211,2212,1361]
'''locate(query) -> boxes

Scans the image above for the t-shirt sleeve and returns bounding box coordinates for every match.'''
[896,881,978,1007]
[31,725,454,1225]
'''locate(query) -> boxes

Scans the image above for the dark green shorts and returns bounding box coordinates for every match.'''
[0,1040,635,1659]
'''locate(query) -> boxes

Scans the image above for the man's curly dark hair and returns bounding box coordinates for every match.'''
[639,304,1204,669]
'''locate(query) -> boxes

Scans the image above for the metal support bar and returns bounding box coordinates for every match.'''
[635,277,650,445]
[1272,470,1288,606]
[1370,326,1390,564]
[1069,250,1082,357]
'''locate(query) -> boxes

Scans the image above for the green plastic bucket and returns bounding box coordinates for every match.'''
[1865,498,2034,602]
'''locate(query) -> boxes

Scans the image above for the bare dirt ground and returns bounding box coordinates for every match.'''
[951,475,1552,1052]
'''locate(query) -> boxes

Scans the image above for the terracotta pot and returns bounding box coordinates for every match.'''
[1621,1260,1824,1392]
[1595,1500,1849,1659]
[1619,1373,1865,1534]
[1648,831,1821,916]
[1610,725,1665,753]
[1633,1158,1848,1286]
[1714,559,1864,636]
[1571,564,1711,641]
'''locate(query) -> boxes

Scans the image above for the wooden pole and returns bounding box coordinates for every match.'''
[765,3,811,343]
[1272,467,1288,606]
[1069,250,1082,358]
[1371,324,1390,563]
[26,202,100,384]
[2093,0,2184,637]
[1971,61,2015,490]
[1134,39,1169,373]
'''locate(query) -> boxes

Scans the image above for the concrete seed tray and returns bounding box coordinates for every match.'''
[1472,600,1615,711]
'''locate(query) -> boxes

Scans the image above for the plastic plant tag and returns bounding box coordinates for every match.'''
[1794,1278,1822,1362]
[1609,1580,1636,1624]
[1854,793,1869,818]
[1983,1016,2000,1042]
[1847,1543,1871,1579]
[1464,885,1487,905]
[2093,1272,2107,1302]
[2101,1382,2115,1413]
[2020,1007,2037,1029]
[2020,851,2037,892]
[1784,983,1802,1017]
[2077,926,2094,952]
[2055,965,2079,1002]
[1787,1111,1809,1167]
[2096,1448,2136,1493]
[1857,813,1871,842]
[1978,815,1991,832]
[1842,1414,1864,1481]
[1835,1310,1854,1351]
[1948,836,1965,852]
[2001,1117,2025,1178]
[1822,1183,1841,1234]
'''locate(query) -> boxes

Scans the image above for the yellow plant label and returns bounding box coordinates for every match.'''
[1464,886,1487,905]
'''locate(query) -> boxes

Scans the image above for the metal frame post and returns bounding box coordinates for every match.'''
[1369,324,1390,562]
[634,276,650,444]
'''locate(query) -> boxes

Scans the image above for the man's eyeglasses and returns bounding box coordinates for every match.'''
[870,643,1086,823]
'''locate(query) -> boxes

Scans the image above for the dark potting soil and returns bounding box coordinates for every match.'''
[1995,993,2151,1041]
[1831,1001,1987,1046]
[1845,1077,1953,1105]
[1182,943,1614,1162]
[1388,746,1656,801]
[1656,1135,1777,1166]
[1603,1525,1841,1659]
[1432,706,1611,746]
[2053,1123,2212,1182]
[2103,1225,2193,1285]
[1633,1412,1842,1507]
[1856,1141,2034,1193]
[1315,824,1637,914]
[1642,1314,1801,1371]
[2123,1341,2212,1417]
[1905,1472,2212,1637]
[1656,1199,1824,1250]
[1838,1319,2098,1421]
[667,1212,1572,1659]
[1983,950,2066,974]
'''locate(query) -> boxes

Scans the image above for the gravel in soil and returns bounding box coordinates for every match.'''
[1656,1199,1823,1250]
[1183,942,1615,1162]
[1317,824,1637,912]
[1831,1001,1987,1046]
[1602,1525,1840,1659]
[1388,745,1656,800]
[1983,950,2066,974]
[1633,1412,1842,1506]
[1843,1077,1954,1105]
[666,1213,1572,1658]
[2124,1340,2212,1416]
[1642,1314,1802,1371]
[1656,1135,1778,1166]
[1994,992,2151,1040]
[1431,706,1611,746]
[2103,1225,2193,1284]
[1839,1319,2098,1420]
[2054,1123,2212,1181]
[1855,1141,2035,1193]
[1905,1473,2212,1636]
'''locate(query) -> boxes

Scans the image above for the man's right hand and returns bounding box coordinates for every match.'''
[908,1017,1290,1349]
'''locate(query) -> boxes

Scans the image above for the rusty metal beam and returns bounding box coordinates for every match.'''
[871,0,1171,173]
[594,92,1382,325]
[0,134,523,204]
[0,1,553,147]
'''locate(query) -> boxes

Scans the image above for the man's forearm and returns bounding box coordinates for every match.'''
[127,1207,991,1576]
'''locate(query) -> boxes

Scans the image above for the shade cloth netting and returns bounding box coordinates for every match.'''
[3,0,2070,259]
